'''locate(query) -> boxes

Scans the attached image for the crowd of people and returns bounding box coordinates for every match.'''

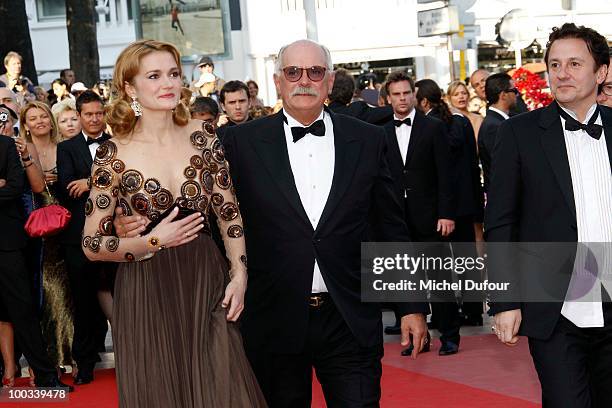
[0,21,611,408]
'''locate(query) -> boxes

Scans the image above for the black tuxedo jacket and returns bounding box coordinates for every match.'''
[57,132,110,245]
[383,111,454,240]
[485,102,612,340]
[478,109,506,193]
[0,135,27,250]
[328,101,393,125]
[223,110,428,353]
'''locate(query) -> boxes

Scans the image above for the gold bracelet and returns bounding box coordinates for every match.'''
[147,236,165,251]
[23,161,33,168]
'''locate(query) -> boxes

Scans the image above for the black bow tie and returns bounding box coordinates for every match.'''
[86,133,111,145]
[290,120,326,143]
[558,104,603,140]
[394,118,412,127]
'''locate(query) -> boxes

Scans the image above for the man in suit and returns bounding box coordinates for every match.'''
[327,68,393,125]
[486,23,612,407]
[478,73,517,193]
[57,90,111,385]
[215,80,252,142]
[0,135,72,390]
[382,72,458,355]
[223,40,428,407]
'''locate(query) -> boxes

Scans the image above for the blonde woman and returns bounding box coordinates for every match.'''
[52,99,82,140]
[447,81,483,142]
[20,101,75,373]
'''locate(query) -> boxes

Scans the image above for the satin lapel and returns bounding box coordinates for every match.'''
[539,103,577,223]
[601,107,612,172]
[249,112,312,228]
[383,121,404,168]
[404,110,424,167]
[76,133,93,170]
[316,112,362,232]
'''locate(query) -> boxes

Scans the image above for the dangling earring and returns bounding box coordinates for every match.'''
[131,96,142,117]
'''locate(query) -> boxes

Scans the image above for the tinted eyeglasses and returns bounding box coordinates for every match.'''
[505,87,519,95]
[601,83,612,97]
[281,66,327,82]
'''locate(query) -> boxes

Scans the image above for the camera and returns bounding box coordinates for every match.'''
[0,111,8,123]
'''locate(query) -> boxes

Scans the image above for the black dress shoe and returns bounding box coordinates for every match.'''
[384,324,401,335]
[401,332,431,356]
[74,371,94,385]
[36,376,75,392]
[438,341,459,356]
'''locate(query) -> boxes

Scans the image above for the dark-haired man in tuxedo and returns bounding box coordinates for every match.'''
[478,72,517,193]
[487,23,612,407]
[57,90,112,386]
[382,72,458,356]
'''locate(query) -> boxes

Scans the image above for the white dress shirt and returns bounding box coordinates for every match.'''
[488,106,510,120]
[559,104,612,327]
[394,108,417,165]
[83,131,104,159]
[284,109,335,293]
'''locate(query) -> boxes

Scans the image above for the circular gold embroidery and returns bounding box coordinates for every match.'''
[94,141,117,166]
[85,198,94,216]
[118,198,132,216]
[111,159,125,173]
[212,147,225,163]
[197,196,209,211]
[131,193,150,215]
[211,193,224,206]
[186,199,197,210]
[152,189,173,210]
[144,178,161,195]
[106,237,119,252]
[176,198,188,208]
[203,121,215,136]
[111,186,120,197]
[82,235,92,248]
[149,210,161,222]
[209,162,219,173]
[219,202,239,221]
[89,235,102,253]
[200,170,214,194]
[181,181,200,200]
[202,149,213,165]
[92,167,113,190]
[240,254,247,267]
[96,194,111,209]
[184,166,197,179]
[190,130,207,149]
[215,168,231,190]
[125,252,135,262]
[122,170,144,194]
[98,216,113,235]
[227,225,243,238]
[190,155,204,170]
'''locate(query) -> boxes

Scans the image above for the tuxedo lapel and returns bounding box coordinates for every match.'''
[539,103,577,223]
[383,121,404,168]
[316,112,362,232]
[404,110,425,167]
[601,106,612,172]
[76,132,93,170]
[249,112,312,228]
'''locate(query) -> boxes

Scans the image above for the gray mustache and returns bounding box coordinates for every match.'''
[290,87,319,97]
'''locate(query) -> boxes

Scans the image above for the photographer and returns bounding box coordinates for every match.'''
[0,52,35,95]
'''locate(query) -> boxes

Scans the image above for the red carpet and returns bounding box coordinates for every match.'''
[9,335,542,407]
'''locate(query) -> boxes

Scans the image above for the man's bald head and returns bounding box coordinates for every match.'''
[470,69,490,100]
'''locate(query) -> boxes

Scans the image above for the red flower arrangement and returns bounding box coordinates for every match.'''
[511,67,553,110]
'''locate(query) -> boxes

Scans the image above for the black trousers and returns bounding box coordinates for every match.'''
[245,297,384,408]
[0,249,56,382]
[63,244,108,369]
[529,309,612,408]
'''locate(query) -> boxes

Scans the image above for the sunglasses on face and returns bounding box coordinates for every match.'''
[601,83,612,97]
[505,87,519,95]
[281,66,327,82]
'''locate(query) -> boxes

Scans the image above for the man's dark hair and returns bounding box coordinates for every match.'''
[415,78,452,125]
[544,23,610,72]
[76,90,104,113]
[59,69,72,79]
[329,69,355,105]
[485,73,512,105]
[219,80,249,104]
[384,71,415,95]
[378,81,389,106]
[190,96,219,117]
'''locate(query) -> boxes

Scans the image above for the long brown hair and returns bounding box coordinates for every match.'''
[20,101,60,144]
[106,39,190,136]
